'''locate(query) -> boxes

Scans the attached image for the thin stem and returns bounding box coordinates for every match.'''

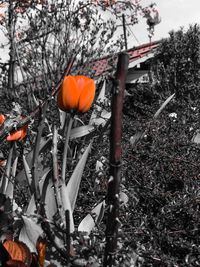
[61,115,74,183]
[31,102,48,209]
[7,0,16,98]
[0,142,14,194]
[65,210,70,264]
[52,124,65,225]
[122,14,128,50]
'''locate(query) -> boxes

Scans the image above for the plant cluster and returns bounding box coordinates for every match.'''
[0,73,109,266]
[0,1,162,266]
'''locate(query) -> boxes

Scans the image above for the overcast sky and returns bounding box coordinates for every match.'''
[1,1,200,62]
[126,0,200,47]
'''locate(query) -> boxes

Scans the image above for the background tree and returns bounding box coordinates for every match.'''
[0,0,160,106]
[153,24,200,101]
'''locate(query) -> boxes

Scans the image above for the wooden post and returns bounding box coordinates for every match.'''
[103,52,129,267]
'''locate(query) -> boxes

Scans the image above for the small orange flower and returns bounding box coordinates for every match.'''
[0,114,28,141]
[57,75,96,113]
[6,125,28,141]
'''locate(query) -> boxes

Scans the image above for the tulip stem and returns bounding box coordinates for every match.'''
[52,125,66,226]
[31,102,48,209]
[0,142,14,194]
[61,115,74,183]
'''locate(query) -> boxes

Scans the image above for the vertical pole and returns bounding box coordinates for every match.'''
[122,14,128,50]
[103,52,129,267]
[8,0,15,98]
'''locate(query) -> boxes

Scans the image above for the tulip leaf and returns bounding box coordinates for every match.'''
[12,155,18,177]
[101,109,111,119]
[89,80,107,125]
[38,169,57,221]
[23,155,32,186]
[16,137,52,184]
[19,216,43,253]
[70,125,94,139]
[0,143,14,194]
[45,182,58,222]
[78,201,105,234]
[65,143,92,212]
[5,156,18,201]
[154,93,175,119]
[59,109,66,130]
[26,194,36,216]
[60,182,74,233]
[39,168,52,196]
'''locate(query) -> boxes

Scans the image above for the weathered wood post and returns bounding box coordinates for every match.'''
[104,52,129,267]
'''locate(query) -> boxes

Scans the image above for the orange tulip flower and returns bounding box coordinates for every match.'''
[0,114,28,141]
[57,75,96,113]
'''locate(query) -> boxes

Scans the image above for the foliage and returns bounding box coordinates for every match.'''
[153,24,200,100]
[121,24,200,266]
[0,80,110,266]
[0,1,162,266]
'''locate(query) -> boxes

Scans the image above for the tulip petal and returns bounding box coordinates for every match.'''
[6,125,27,141]
[57,87,66,111]
[75,76,90,92]
[6,130,22,141]
[78,80,96,113]
[19,125,28,141]
[0,114,5,125]
[61,76,80,110]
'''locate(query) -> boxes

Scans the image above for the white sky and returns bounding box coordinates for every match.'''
[0,1,200,62]
[126,0,200,47]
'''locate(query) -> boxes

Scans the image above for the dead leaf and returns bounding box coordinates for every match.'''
[3,240,32,267]
[36,237,47,267]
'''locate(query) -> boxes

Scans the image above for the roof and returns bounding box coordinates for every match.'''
[14,41,161,89]
[91,40,160,77]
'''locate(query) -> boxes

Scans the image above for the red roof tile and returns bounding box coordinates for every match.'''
[91,41,160,77]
